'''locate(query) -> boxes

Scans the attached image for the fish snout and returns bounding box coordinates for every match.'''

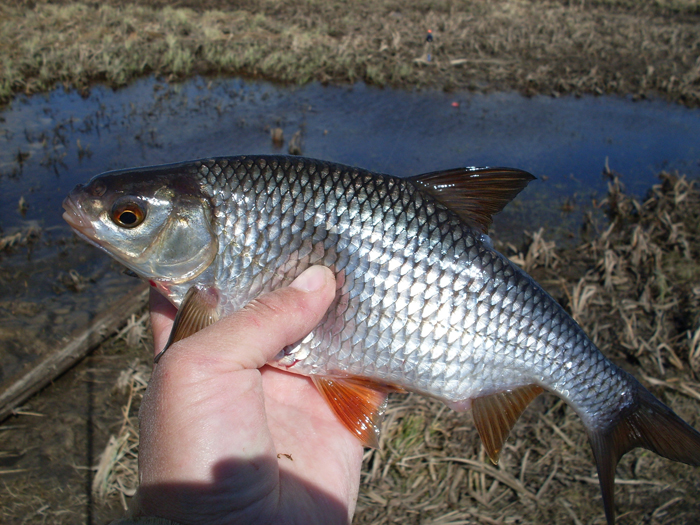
[62,191,96,238]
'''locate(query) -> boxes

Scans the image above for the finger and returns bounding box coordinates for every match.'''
[161,265,336,372]
[149,288,176,357]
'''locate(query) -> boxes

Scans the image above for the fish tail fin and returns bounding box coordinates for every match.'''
[587,380,700,525]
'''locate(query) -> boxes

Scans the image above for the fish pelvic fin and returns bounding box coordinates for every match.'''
[409,167,535,234]
[587,379,700,525]
[155,285,221,363]
[472,384,544,464]
[311,375,405,449]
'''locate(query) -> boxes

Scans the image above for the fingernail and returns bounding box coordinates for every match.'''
[290,265,328,292]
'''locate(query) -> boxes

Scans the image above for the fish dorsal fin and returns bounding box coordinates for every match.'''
[472,384,544,464]
[155,286,221,363]
[410,167,535,234]
[311,375,404,448]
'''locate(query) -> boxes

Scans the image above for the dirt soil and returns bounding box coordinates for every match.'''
[1,0,700,106]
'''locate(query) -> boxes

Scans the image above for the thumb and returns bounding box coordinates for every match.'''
[159,265,337,371]
[135,265,338,510]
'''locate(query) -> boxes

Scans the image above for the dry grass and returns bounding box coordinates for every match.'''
[91,312,151,509]
[0,223,41,251]
[1,0,699,106]
[506,227,558,273]
[571,170,700,376]
[89,170,700,524]
[92,360,149,511]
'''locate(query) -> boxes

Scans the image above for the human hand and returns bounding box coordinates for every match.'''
[130,266,364,525]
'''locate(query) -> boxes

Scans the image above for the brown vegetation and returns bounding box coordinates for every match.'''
[1,0,699,106]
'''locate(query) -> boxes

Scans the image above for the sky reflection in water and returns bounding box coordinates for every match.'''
[1,77,699,234]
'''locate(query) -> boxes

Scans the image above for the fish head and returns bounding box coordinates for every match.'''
[62,164,218,285]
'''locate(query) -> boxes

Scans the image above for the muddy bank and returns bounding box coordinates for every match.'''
[1,0,700,106]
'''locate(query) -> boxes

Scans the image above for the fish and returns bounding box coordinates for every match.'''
[62,155,700,524]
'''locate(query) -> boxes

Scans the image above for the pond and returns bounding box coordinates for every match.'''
[1,77,699,382]
[2,77,700,233]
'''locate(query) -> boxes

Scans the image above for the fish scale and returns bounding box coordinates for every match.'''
[63,154,700,525]
[188,157,615,417]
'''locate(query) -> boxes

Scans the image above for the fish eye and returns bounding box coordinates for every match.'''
[111,198,146,228]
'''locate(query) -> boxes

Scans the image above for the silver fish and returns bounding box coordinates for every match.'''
[63,155,700,524]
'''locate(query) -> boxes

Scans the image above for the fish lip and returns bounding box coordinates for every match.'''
[62,194,97,240]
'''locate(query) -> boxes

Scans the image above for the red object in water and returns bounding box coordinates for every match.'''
[451,101,460,108]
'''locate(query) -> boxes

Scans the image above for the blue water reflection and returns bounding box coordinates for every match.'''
[1,77,699,234]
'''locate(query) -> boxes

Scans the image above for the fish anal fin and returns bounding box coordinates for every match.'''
[411,167,535,234]
[155,286,220,363]
[472,384,544,464]
[587,381,700,525]
[312,375,404,448]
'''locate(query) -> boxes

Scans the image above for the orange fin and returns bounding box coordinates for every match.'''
[472,384,544,464]
[587,378,700,525]
[410,167,535,234]
[155,286,220,363]
[311,375,402,448]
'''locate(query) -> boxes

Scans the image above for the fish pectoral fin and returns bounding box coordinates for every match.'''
[155,285,221,363]
[311,375,403,449]
[472,384,544,464]
[410,167,535,234]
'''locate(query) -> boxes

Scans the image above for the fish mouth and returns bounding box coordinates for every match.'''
[62,194,97,241]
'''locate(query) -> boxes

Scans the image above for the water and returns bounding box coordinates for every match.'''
[2,77,699,236]
[1,77,699,383]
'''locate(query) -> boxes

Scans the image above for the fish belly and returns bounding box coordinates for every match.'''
[280,242,629,425]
